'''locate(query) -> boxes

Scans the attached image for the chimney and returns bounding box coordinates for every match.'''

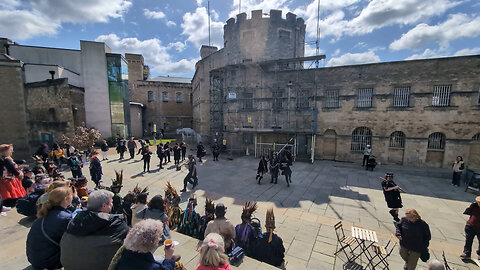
[49,70,55,80]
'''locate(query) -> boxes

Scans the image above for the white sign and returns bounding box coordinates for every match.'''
[228,93,237,99]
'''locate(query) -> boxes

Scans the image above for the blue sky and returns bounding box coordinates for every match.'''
[1,0,479,77]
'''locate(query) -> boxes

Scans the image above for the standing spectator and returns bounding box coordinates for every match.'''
[0,144,26,207]
[204,203,236,253]
[196,233,232,270]
[89,150,102,188]
[461,196,480,260]
[180,142,187,161]
[67,152,83,178]
[101,139,109,160]
[137,139,145,155]
[164,142,171,163]
[362,144,372,166]
[381,173,403,222]
[60,190,130,270]
[157,143,165,169]
[173,143,181,165]
[256,156,268,185]
[197,142,206,163]
[269,153,280,184]
[35,143,50,162]
[116,139,127,160]
[52,143,66,167]
[143,145,152,173]
[212,141,220,161]
[26,187,73,270]
[452,156,465,187]
[396,209,431,270]
[127,137,137,159]
[110,219,177,270]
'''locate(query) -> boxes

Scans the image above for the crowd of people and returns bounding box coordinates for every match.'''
[0,138,473,270]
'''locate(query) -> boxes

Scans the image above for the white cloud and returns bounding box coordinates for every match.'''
[0,0,132,40]
[168,41,186,52]
[326,51,380,66]
[166,20,176,27]
[143,9,165,19]
[454,47,480,56]
[332,49,341,57]
[196,0,203,6]
[181,7,224,48]
[405,48,446,60]
[95,34,197,76]
[390,13,480,51]
[296,0,459,40]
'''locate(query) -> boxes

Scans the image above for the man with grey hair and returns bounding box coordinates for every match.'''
[60,190,129,270]
[419,259,445,270]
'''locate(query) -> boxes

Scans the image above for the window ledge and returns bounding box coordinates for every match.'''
[389,147,405,150]
[424,106,459,110]
[427,149,445,152]
[322,107,341,111]
[386,106,414,111]
[353,107,376,111]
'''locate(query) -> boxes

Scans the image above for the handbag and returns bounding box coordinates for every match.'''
[228,246,244,265]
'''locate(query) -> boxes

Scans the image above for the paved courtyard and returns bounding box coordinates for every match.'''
[1,149,479,269]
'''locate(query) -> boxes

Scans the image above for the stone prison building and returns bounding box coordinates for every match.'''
[192,10,480,170]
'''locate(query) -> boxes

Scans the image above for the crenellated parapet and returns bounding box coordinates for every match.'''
[223,9,305,65]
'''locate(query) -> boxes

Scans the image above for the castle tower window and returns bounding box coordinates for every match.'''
[432,85,451,107]
[392,86,410,107]
[176,92,183,103]
[389,131,406,148]
[147,91,154,102]
[162,92,169,102]
[356,88,373,108]
[324,89,339,108]
[351,127,372,152]
[279,29,291,39]
[243,92,253,109]
[427,132,446,150]
[473,133,480,141]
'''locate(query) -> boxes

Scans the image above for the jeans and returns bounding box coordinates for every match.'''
[362,155,370,166]
[452,171,462,186]
[399,246,421,270]
[143,159,150,172]
[463,224,480,256]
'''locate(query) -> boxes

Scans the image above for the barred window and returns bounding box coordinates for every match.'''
[162,92,169,102]
[325,89,339,108]
[427,132,446,150]
[389,131,406,148]
[351,127,372,152]
[176,92,183,103]
[272,90,283,109]
[297,90,309,108]
[432,85,451,107]
[392,87,410,107]
[356,88,373,108]
[147,91,154,102]
[244,92,253,109]
[473,133,480,141]
[477,87,480,105]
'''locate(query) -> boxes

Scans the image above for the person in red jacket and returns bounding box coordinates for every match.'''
[195,232,232,270]
[0,144,26,207]
[461,196,480,260]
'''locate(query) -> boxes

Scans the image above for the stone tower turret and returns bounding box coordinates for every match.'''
[223,10,305,65]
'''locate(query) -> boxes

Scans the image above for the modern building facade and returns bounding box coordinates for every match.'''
[192,10,480,169]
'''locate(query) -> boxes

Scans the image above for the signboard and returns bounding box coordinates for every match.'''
[143,65,150,80]
[222,139,227,145]
[247,117,252,123]
[228,93,237,99]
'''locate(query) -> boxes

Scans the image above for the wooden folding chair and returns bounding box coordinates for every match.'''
[334,221,358,261]
[366,236,397,269]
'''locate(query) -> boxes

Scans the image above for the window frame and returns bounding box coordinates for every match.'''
[162,91,169,102]
[392,86,410,107]
[427,132,446,150]
[432,85,451,107]
[356,88,373,108]
[147,91,154,102]
[389,131,406,148]
[351,127,372,152]
[324,89,339,109]
[175,92,183,103]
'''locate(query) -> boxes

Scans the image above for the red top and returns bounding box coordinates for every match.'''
[195,263,232,270]
[465,203,480,229]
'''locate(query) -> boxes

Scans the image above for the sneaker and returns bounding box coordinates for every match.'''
[2,206,11,212]
[460,253,470,260]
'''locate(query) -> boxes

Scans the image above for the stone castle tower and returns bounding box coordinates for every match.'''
[222,10,305,64]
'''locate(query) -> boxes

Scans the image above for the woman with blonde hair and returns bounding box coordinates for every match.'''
[396,209,431,270]
[196,233,232,270]
[112,219,177,270]
[26,187,73,270]
[0,144,26,207]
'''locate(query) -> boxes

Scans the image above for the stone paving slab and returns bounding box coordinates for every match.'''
[1,150,480,270]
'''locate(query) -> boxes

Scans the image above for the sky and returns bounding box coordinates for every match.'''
[1,0,479,78]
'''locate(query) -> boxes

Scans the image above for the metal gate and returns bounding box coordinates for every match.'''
[254,138,296,160]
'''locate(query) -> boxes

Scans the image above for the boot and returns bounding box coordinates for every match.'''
[258,176,262,184]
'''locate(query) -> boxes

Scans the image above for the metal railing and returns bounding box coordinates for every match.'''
[427,132,445,150]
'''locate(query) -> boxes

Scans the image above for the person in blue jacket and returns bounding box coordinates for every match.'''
[26,187,73,270]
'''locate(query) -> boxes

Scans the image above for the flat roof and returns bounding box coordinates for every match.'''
[148,76,191,84]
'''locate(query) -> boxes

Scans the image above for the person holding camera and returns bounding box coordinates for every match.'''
[452,156,465,187]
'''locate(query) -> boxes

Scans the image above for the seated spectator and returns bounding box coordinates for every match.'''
[131,192,148,227]
[26,187,73,269]
[205,203,236,253]
[121,191,136,226]
[37,180,80,212]
[198,198,215,240]
[419,259,445,270]
[179,194,201,237]
[60,189,130,270]
[196,232,232,270]
[110,219,177,270]
[16,179,44,217]
[22,168,34,190]
[234,201,257,253]
[249,208,285,267]
[135,194,170,242]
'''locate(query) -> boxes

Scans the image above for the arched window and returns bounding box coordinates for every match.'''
[473,133,480,141]
[427,132,446,150]
[351,127,372,152]
[389,131,406,148]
